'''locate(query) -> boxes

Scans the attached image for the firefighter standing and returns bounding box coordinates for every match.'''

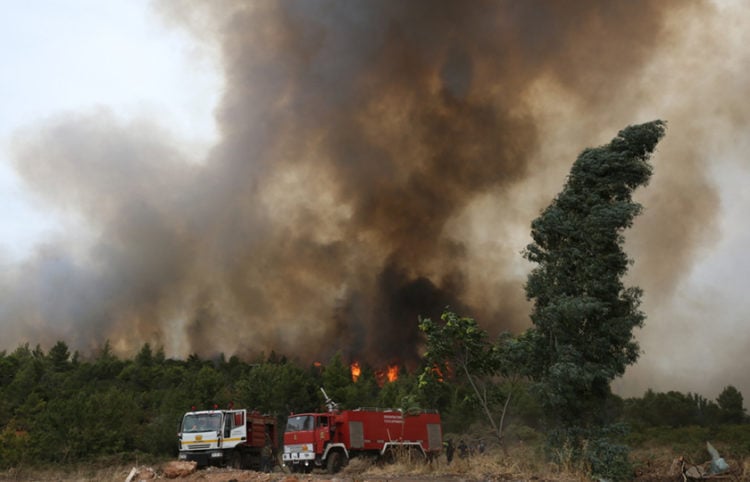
[458,440,468,459]
[444,438,455,464]
[260,435,273,473]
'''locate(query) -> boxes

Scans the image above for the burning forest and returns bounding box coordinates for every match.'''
[4,0,747,398]
[349,361,400,385]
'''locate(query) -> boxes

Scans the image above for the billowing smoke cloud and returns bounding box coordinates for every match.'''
[6,0,738,386]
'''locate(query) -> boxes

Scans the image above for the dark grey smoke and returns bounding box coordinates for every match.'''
[5,0,718,373]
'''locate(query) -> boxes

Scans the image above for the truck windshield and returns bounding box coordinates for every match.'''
[286,415,314,431]
[182,413,222,433]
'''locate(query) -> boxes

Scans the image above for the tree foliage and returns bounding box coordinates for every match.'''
[717,385,746,424]
[522,120,666,428]
[521,121,666,481]
[419,310,515,444]
[623,389,724,428]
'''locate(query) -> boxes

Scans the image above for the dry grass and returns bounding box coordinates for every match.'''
[4,446,747,481]
[0,455,170,482]
[0,464,134,481]
[359,445,588,481]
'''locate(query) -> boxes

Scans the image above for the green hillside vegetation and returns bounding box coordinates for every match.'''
[0,339,747,472]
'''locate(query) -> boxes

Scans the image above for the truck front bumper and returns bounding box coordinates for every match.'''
[283,451,315,462]
[179,450,225,467]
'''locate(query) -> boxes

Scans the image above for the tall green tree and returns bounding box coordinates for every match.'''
[523,120,665,426]
[46,341,71,372]
[522,121,666,479]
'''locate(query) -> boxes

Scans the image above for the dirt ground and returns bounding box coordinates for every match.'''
[142,454,748,482]
[3,447,747,481]
[132,458,537,482]
[170,471,471,482]
[131,463,495,482]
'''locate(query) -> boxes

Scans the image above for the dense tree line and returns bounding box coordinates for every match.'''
[623,386,747,428]
[0,338,745,469]
[0,340,449,468]
[0,342,390,467]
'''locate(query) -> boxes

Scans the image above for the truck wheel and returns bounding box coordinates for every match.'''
[230,451,243,470]
[380,448,395,465]
[409,446,426,462]
[326,451,343,474]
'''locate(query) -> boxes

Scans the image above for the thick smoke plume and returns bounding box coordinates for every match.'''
[6,0,729,383]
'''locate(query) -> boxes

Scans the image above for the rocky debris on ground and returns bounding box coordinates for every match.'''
[125,465,158,481]
[161,461,197,478]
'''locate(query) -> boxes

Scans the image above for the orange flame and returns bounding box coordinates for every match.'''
[374,363,400,386]
[313,361,322,367]
[350,361,361,382]
[431,364,444,382]
[386,364,399,382]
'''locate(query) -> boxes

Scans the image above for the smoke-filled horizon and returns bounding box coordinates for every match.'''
[3,0,749,398]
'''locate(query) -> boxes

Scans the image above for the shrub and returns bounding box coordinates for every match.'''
[584,437,632,482]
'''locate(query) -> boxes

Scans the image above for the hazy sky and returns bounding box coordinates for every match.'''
[0,0,219,259]
[2,0,750,402]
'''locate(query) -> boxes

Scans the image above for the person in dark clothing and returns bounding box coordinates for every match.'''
[445,439,455,464]
[458,440,468,459]
[260,435,273,473]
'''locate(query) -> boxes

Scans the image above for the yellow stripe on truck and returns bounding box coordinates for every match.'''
[183,437,243,445]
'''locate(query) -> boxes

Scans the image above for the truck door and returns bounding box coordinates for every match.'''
[316,415,331,453]
[223,412,232,444]
[223,410,246,450]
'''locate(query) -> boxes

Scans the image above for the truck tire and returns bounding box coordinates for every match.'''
[230,450,243,470]
[326,451,343,474]
[380,447,395,465]
[409,446,426,463]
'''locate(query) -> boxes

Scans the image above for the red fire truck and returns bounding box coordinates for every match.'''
[282,389,442,473]
[178,408,277,470]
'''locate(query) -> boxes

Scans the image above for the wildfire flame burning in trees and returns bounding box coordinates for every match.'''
[431,365,445,383]
[386,364,399,383]
[375,364,399,386]
[350,361,399,385]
